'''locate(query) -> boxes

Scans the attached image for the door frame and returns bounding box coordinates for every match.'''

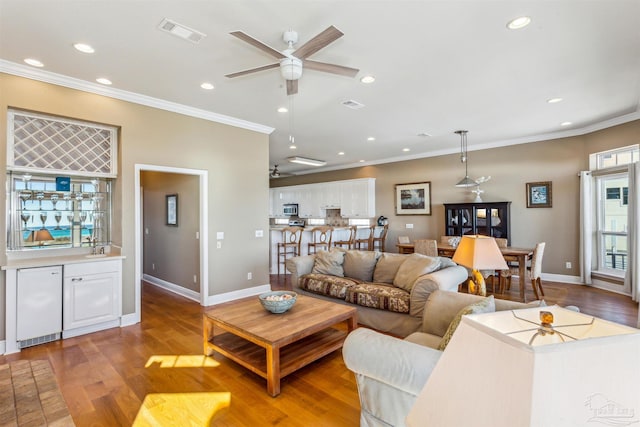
[134,164,208,323]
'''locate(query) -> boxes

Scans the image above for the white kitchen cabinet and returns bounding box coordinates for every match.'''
[319,181,341,209]
[63,260,121,333]
[298,185,321,218]
[340,178,376,218]
[16,265,63,342]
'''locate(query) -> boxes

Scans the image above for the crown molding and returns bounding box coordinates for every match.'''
[0,60,274,135]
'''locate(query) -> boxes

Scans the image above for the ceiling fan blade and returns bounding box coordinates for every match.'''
[230,31,287,59]
[293,25,344,59]
[225,63,279,78]
[304,60,359,77]
[286,80,298,95]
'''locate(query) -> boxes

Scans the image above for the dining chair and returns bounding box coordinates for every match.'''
[489,238,510,293]
[277,227,303,275]
[307,226,333,254]
[414,239,438,257]
[528,242,546,300]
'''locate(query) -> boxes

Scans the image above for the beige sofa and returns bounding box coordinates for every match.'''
[285,249,468,337]
[342,290,567,427]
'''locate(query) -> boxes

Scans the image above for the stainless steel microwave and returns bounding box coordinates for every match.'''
[283,203,298,216]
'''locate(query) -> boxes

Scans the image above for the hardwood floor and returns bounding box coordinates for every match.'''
[1,275,637,426]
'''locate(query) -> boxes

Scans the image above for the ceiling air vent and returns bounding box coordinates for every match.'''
[158,18,206,44]
[341,99,365,110]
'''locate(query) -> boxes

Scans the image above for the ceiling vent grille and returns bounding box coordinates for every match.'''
[158,18,206,44]
[341,99,365,110]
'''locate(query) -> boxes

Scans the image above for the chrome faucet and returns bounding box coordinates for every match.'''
[90,237,98,254]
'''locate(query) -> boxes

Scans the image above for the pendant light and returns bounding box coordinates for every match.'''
[455,130,477,188]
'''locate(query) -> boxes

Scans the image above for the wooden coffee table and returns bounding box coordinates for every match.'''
[203,294,357,396]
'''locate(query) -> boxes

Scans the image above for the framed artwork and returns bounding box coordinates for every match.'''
[526,182,552,208]
[395,182,431,215]
[166,194,178,226]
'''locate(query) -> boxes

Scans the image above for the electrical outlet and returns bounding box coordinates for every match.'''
[217,241,222,249]
[565,262,572,269]
[406,224,414,229]
[247,272,252,280]
[255,230,264,238]
[152,263,155,270]
[193,275,197,283]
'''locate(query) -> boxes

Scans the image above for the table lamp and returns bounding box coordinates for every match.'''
[406,306,640,426]
[452,235,507,296]
[26,228,54,246]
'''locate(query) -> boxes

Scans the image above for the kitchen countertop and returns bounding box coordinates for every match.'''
[1,253,126,270]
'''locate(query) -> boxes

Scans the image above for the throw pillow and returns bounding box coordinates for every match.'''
[437,295,496,351]
[311,249,346,277]
[343,250,381,282]
[372,253,408,284]
[393,253,442,292]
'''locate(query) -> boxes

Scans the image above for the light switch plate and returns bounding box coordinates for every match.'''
[216,231,224,240]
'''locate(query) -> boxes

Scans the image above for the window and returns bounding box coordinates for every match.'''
[590,145,639,279]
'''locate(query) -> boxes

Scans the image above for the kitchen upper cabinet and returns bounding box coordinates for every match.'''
[269,178,376,218]
[340,178,376,218]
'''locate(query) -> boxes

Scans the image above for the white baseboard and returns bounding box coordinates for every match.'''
[541,273,583,284]
[205,284,272,306]
[0,341,5,355]
[62,319,120,339]
[120,312,139,327]
[143,274,200,302]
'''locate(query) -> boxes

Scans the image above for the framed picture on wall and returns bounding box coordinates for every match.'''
[526,182,552,208]
[166,194,178,226]
[395,182,431,215]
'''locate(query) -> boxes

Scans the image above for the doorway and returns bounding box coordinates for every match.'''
[134,164,208,323]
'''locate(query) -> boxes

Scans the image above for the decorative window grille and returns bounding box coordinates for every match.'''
[7,109,118,177]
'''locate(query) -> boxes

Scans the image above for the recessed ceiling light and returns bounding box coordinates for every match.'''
[74,43,95,53]
[367,137,375,141]
[402,148,410,152]
[289,144,297,149]
[547,97,563,104]
[360,75,375,84]
[507,16,531,30]
[359,160,365,163]
[24,58,43,67]
[96,78,112,85]
[200,82,214,90]
[338,152,345,156]
[561,121,572,126]
[277,107,288,113]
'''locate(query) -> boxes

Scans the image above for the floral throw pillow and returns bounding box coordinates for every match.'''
[437,295,496,351]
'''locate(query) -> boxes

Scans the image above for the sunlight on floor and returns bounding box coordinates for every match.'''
[145,355,220,368]
[133,392,231,426]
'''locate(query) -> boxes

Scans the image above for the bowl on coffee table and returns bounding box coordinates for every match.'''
[259,291,297,314]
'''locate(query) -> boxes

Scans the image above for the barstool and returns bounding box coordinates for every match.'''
[334,225,357,250]
[277,226,303,276]
[371,224,389,252]
[308,226,333,254]
[354,225,375,251]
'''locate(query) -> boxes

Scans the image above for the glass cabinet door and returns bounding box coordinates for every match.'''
[8,173,111,251]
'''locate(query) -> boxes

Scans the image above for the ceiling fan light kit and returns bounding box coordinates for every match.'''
[455,130,477,188]
[287,156,326,167]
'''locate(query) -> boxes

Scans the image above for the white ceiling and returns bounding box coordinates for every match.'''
[1,0,639,176]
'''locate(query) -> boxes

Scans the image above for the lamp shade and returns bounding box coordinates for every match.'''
[455,176,477,188]
[406,306,640,426]
[452,235,508,270]
[25,228,54,243]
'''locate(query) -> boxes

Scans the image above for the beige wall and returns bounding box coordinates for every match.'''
[272,120,640,277]
[142,171,200,292]
[0,73,271,340]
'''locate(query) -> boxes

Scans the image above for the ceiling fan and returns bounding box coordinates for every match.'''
[226,26,359,95]
[269,164,291,178]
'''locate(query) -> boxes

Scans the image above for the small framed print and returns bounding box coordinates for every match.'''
[395,182,431,215]
[166,194,178,226]
[526,182,552,208]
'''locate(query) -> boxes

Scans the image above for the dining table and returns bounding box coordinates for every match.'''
[397,242,534,302]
